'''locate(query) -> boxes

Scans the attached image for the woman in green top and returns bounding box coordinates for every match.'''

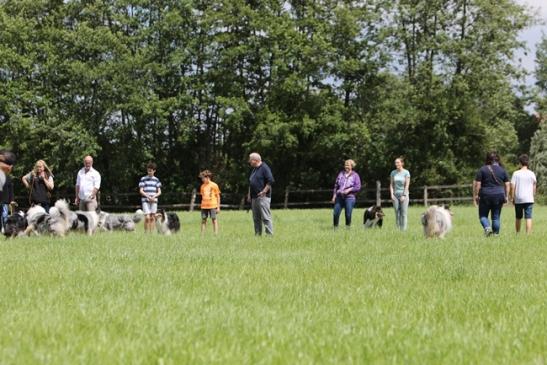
[390,157,411,231]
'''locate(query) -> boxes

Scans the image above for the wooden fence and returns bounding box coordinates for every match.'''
[14,182,474,212]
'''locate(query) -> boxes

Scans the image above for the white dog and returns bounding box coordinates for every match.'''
[421,205,452,239]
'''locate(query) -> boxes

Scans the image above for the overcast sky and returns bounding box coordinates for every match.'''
[515,0,547,86]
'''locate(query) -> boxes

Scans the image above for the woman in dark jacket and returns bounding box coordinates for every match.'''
[473,152,510,236]
[22,160,54,212]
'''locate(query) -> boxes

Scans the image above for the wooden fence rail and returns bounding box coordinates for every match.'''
[14,182,475,212]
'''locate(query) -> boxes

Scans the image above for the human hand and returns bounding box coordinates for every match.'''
[246,194,251,203]
[331,196,336,204]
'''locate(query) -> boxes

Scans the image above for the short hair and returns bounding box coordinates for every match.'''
[485,151,500,165]
[199,170,213,179]
[518,154,529,167]
[0,150,16,166]
[147,162,157,170]
[249,152,262,162]
[344,159,356,168]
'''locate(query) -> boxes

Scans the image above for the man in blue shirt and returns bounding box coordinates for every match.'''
[247,152,274,236]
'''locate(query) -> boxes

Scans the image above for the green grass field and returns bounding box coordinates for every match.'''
[1,206,546,364]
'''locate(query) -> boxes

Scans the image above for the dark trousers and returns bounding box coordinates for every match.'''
[478,195,505,234]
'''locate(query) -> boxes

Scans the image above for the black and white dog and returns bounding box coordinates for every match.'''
[363,205,385,228]
[155,209,180,235]
[3,211,27,238]
[69,210,100,236]
[97,210,144,232]
[421,205,453,239]
[25,200,72,237]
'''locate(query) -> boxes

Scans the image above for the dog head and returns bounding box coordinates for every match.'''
[3,211,27,238]
[372,206,385,219]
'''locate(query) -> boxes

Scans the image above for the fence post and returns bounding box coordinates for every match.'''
[284,187,290,209]
[189,188,197,212]
[423,185,428,207]
[376,180,381,206]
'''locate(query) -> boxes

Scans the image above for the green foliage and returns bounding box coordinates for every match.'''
[0,0,537,198]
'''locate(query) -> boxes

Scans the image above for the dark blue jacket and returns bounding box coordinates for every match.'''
[249,162,274,199]
[475,164,508,198]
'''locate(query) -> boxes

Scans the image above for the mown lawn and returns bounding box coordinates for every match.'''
[1,206,546,364]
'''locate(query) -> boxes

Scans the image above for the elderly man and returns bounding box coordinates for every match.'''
[247,152,274,236]
[75,155,101,211]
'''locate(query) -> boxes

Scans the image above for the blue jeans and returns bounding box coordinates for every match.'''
[1,204,8,232]
[333,196,356,227]
[392,194,409,231]
[478,195,505,234]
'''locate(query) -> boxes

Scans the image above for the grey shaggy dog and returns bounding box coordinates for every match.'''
[97,210,144,232]
[421,205,453,239]
[25,200,72,237]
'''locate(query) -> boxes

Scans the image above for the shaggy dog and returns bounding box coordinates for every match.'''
[3,211,27,238]
[25,200,72,237]
[421,205,452,239]
[97,210,144,232]
[155,209,180,235]
[69,210,100,236]
[363,205,385,228]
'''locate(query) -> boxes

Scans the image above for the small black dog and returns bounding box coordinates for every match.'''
[3,211,28,238]
[363,205,385,228]
[155,209,181,235]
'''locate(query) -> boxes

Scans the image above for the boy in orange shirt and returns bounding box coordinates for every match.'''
[199,170,221,234]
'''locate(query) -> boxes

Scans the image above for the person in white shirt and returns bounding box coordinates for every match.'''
[510,154,537,234]
[75,155,101,211]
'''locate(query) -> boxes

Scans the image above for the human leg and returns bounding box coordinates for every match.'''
[400,197,409,231]
[490,198,504,234]
[251,199,263,235]
[333,196,343,228]
[392,198,401,229]
[258,197,273,235]
[344,198,355,227]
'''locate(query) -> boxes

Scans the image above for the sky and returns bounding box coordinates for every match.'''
[515,0,547,87]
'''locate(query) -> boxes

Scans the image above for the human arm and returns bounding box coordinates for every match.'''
[504,182,510,204]
[21,173,31,189]
[75,172,81,204]
[473,180,481,207]
[44,175,54,191]
[257,183,271,198]
[389,175,395,200]
[401,175,410,201]
[344,173,361,195]
[332,173,339,203]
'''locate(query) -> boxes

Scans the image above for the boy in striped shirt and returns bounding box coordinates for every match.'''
[139,162,162,233]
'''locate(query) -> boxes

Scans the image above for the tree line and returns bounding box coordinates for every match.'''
[0,0,544,201]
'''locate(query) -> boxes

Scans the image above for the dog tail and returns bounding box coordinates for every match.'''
[133,209,144,223]
[54,199,72,225]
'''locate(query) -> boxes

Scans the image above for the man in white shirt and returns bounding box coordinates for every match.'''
[75,155,101,211]
[510,154,537,234]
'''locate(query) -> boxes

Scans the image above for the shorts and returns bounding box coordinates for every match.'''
[201,209,217,220]
[515,203,533,219]
[142,201,158,214]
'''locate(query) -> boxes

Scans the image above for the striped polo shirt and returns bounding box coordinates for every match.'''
[139,175,161,202]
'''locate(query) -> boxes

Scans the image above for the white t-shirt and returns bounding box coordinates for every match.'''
[76,167,101,200]
[511,169,536,204]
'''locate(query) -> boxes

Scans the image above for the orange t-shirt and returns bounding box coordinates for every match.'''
[200,181,220,209]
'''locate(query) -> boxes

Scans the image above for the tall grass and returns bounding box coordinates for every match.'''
[0,206,545,364]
